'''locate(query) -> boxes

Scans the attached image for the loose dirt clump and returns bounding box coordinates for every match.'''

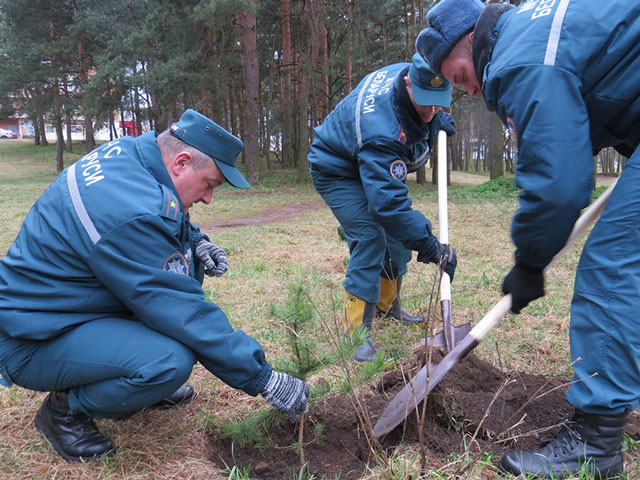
[209,348,640,479]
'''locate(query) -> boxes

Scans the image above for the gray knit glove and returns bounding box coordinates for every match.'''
[195,239,229,277]
[261,371,310,422]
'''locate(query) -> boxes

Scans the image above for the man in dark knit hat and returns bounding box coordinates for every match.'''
[418,0,640,477]
[309,53,458,362]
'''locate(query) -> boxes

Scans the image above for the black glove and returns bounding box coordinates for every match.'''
[429,111,456,140]
[437,243,457,281]
[502,264,545,314]
[417,242,457,282]
[436,111,456,137]
[261,371,310,422]
[195,239,229,277]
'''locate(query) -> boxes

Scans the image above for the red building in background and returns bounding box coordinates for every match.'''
[119,120,140,137]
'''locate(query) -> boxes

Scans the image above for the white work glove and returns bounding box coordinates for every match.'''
[195,239,229,277]
[261,371,310,422]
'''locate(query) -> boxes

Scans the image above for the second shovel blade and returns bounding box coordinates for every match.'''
[374,333,479,437]
[423,322,472,350]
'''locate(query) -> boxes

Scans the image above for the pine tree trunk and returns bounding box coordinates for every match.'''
[403,0,411,50]
[489,115,504,179]
[39,115,48,146]
[33,114,41,146]
[297,0,317,183]
[240,9,260,185]
[264,62,276,169]
[54,107,65,174]
[85,117,95,153]
[65,106,73,153]
[281,0,294,168]
[320,17,329,119]
[56,121,65,173]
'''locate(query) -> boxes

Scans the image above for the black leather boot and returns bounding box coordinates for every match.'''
[498,409,628,479]
[150,384,197,409]
[386,277,425,325]
[116,384,197,420]
[34,391,115,462]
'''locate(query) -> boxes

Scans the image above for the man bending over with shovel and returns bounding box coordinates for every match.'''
[309,53,458,362]
[419,0,640,477]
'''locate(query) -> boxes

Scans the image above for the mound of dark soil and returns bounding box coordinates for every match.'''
[209,348,640,479]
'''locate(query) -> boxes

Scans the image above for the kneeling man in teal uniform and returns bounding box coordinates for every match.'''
[0,109,309,462]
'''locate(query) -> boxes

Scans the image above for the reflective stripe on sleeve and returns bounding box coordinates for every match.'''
[67,163,101,244]
[544,0,571,66]
[414,147,429,167]
[355,72,376,148]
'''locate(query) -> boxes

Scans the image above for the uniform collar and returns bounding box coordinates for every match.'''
[391,66,430,144]
[135,131,180,198]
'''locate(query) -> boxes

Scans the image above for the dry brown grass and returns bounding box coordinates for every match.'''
[0,141,636,479]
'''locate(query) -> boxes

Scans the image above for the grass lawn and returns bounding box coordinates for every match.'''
[0,139,637,479]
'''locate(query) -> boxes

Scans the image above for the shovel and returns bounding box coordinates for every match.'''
[425,131,472,351]
[373,175,618,438]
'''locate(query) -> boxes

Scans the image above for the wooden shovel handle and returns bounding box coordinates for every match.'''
[469,179,618,341]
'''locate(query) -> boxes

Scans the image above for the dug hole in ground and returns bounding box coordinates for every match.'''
[208,345,640,479]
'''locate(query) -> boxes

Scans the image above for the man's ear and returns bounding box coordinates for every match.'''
[468,31,474,44]
[170,151,193,177]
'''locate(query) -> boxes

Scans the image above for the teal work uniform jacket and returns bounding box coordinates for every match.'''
[0,132,271,396]
[478,1,640,270]
[475,0,640,413]
[309,63,442,262]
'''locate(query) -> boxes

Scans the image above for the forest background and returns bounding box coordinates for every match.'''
[0,0,626,182]
[1,2,637,478]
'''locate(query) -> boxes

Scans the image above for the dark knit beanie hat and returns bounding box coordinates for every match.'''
[416,0,485,74]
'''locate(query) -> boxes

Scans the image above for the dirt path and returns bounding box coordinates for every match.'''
[202,200,326,230]
[202,174,617,232]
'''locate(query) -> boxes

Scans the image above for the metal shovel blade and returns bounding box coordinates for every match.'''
[374,180,618,438]
[424,299,472,350]
[423,322,472,350]
[373,333,479,437]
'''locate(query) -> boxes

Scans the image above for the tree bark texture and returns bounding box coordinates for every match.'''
[240,9,260,186]
[280,0,294,168]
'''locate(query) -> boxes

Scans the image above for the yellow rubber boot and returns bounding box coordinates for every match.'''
[343,290,378,362]
[377,277,398,313]
[379,277,425,325]
[343,290,367,335]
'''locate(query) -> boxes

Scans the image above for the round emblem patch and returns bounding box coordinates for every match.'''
[431,76,443,88]
[390,159,408,181]
[163,252,189,275]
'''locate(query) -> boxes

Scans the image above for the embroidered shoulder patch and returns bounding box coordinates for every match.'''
[164,252,189,275]
[397,128,407,145]
[390,159,408,181]
[160,185,181,222]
